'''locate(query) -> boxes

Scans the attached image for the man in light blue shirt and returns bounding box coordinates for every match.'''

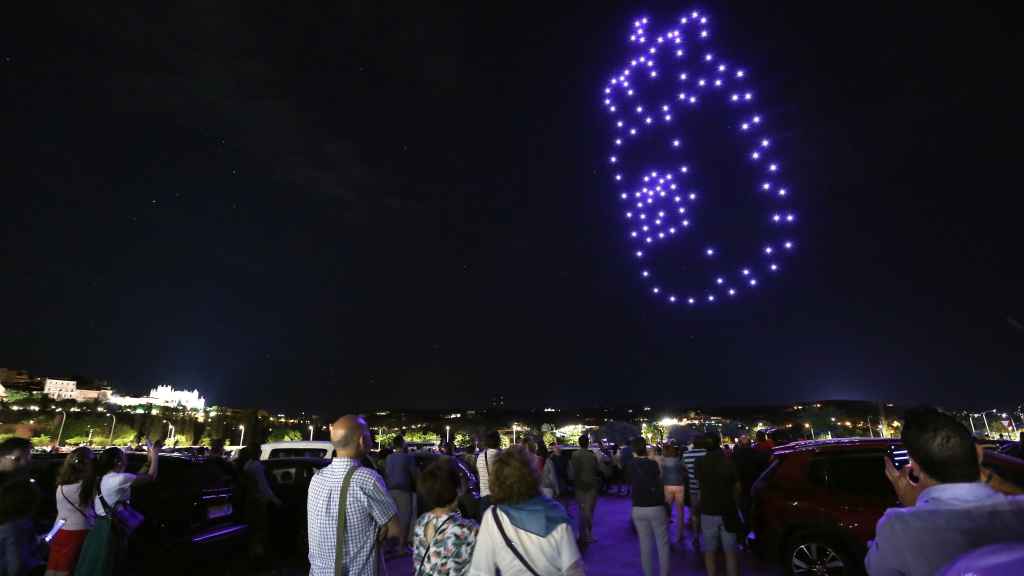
[865,407,1024,576]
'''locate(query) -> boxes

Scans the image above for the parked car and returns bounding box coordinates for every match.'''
[260,440,335,460]
[750,438,1024,576]
[29,452,247,575]
[762,426,801,447]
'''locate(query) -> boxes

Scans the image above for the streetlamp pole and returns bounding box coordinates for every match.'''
[238,424,245,447]
[108,414,117,446]
[867,415,874,438]
[87,427,94,445]
[968,414,976,435]
[446,425,450,444]
[308,425,314,442]
[980,412,991,438]
[56,410,67,447]
[512,424,516,446]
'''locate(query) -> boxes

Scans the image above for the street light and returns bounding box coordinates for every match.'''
[308,425,314,442]
[804,422,814,440]
[238,424,245,447]
[56,409,67,447]
[107,413,117,446]
[87,427,94,445]
[445,425,450,444]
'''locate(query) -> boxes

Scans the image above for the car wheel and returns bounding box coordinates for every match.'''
[786,533,856,576]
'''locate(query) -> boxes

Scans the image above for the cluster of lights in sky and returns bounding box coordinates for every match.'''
[604,11,797,306]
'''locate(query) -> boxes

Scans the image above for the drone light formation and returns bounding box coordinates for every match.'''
[603,10,798,307]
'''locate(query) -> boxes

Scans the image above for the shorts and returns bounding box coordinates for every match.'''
[700,514,737,552]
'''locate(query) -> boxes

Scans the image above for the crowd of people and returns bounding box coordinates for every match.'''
[2,406,1022,576]
[307,409,1023,576]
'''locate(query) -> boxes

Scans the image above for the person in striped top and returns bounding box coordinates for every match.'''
[476,431,502,513]
[682,434,707,547]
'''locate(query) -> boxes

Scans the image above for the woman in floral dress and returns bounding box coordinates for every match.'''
[414,457,478,575]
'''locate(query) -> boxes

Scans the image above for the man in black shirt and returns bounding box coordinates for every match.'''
[695,432,740,576]
[0,437,44,575]
[570,435,603,548]
[629,437,669,576]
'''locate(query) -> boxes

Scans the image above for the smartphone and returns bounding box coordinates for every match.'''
[44,519,66,543]
[888,445,910,470]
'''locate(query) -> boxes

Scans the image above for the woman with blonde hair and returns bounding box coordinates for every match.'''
[469,447,585,575]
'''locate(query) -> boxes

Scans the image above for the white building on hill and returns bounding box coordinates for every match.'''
[109,385,206,410]
[44,378,78,400]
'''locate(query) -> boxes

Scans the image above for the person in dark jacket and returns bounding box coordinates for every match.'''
[695,433,740,576]
[730,434,760,535]
[0,437,44,576]
[629,437,669,576]
[570,436,604,548]
[383,436,417,555]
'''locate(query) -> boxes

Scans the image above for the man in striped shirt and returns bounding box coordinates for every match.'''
[683,434,708,547]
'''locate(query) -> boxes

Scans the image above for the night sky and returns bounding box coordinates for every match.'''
[3,2,1021,412]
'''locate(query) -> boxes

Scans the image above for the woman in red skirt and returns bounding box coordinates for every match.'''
[45,446,98,576]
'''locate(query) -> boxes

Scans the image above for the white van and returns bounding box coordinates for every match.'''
[260,441,334,460]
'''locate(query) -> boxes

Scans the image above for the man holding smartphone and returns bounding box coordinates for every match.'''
[0,437,46,575]
[865,407,1024,576]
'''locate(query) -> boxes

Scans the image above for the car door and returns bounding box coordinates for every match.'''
[823,452,900,548]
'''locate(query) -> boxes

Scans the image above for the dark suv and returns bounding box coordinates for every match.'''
[750,438,1024,576]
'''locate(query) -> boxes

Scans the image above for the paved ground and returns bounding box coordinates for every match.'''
[384,493,784,575]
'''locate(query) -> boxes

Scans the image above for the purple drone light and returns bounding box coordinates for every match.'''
[603,9,799,307]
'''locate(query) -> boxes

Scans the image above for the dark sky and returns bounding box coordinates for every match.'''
[3,2,1021,412]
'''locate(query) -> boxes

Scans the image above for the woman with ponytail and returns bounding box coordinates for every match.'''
[45,447,97,576]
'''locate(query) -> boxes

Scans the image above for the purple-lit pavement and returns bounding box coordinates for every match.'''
[386,493,783,575]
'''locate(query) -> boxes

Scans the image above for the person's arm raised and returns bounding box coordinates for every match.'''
[132,439,159,486]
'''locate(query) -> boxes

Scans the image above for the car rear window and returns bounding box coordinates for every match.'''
[269,448,329,459]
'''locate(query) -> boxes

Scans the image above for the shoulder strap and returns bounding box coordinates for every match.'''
[98,489,115,515]
[60,483,90,520]
[416,515,454,576]
[335,464,360,576]
[484,450,490,475]
[491,506,541,576]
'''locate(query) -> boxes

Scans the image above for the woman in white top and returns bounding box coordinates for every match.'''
[45,447,97,576]
[75,440,158,576]
[93,441,158,517]
[469,447,585,576]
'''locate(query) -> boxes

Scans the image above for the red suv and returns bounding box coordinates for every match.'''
[750,438,1024,576]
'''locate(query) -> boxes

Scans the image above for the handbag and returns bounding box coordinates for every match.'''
[98,490,145,536]
[491,506,541,576]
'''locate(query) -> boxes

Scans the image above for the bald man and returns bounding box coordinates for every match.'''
[308,415,400,576]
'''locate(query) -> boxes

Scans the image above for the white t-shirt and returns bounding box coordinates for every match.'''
[468,506,583,576]
[94,472,137,516]
[56,482,95,530]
